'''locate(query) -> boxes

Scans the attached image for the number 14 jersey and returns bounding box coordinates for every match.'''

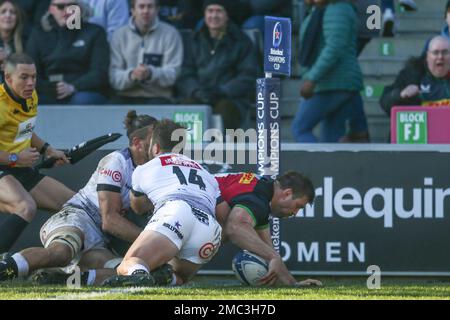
[132,153,221,216]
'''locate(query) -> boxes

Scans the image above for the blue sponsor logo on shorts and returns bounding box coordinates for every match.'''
[192,208,210,226]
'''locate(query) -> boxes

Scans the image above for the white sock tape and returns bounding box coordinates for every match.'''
[127,264,149,275]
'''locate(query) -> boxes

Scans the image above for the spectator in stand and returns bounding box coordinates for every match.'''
[292,0,369,143]
[109,0,182,105]
[16,0,50,42]
[380,36,450,116]
[236,0,292,36]
[441,1,450,40]
[158,0,202,30]
[381,0,417,37]
[0,0,25,82]
[26,0,109,105]
[82,0,130,41]
[177,0,257,130]
[420,1,450,55]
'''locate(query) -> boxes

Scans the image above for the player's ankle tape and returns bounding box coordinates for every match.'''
[127,264,149,276]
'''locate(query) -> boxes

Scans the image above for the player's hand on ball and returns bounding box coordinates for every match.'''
[259,256,283,286]
[295,279,323,287]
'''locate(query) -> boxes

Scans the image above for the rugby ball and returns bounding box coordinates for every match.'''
[232,250,269,286]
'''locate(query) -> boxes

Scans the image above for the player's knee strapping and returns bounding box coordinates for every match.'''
[44,232,83,260]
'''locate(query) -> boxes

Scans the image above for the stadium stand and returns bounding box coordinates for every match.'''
[3,0,447,144]
[282,0,447,143]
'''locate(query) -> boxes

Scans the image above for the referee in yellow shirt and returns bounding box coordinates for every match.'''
[0,53,75,253]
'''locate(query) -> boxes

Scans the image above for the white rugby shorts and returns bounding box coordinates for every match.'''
[145,200,222,265]
[40,205,108,255]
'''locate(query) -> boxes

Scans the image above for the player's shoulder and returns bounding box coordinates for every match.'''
[0,85,9,103]
[216,172,258,182]
[99,148,130,167]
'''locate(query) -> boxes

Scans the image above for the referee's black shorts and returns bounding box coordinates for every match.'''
[0,166,45,191]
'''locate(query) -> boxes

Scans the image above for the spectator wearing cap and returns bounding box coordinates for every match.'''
[380,36,450,116]
[176,0,258,130]
[109,0,183,105]
[82,0,130,41]
[26,0,109,105]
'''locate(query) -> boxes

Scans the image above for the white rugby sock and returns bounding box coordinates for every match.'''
[170,273,178,286]
[127,264,149,275]
[12,253,29,278]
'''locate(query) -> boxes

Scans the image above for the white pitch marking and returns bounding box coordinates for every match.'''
[42,287,151,300]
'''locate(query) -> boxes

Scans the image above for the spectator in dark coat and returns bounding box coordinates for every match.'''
[237,0,292,36]
[26,0,109,105]
[0,0,25,82]
[16,0,50,42]
[177,0,258,130]
[158,0,202,30]
[380,36,450,115]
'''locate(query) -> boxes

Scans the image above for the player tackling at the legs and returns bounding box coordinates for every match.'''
[0,111,157,284]
[103,119,226,286]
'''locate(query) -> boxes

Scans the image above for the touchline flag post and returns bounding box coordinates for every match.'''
[257,16,291,253]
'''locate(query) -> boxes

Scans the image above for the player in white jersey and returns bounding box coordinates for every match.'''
[0,111,157,284]
[103,120,228,286]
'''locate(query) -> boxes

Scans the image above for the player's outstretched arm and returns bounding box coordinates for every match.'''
[215,201,231,231]
[225,207,284,286]
[99,191,143,243]
[256,228,322,287]
[256,227,297,286]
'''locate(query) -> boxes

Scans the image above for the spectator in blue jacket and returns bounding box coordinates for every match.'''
[82,0,130,41]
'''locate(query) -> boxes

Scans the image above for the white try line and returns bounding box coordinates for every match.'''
[36,287,151,300]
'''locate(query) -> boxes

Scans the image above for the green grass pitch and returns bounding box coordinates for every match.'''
[1,276,450,300]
